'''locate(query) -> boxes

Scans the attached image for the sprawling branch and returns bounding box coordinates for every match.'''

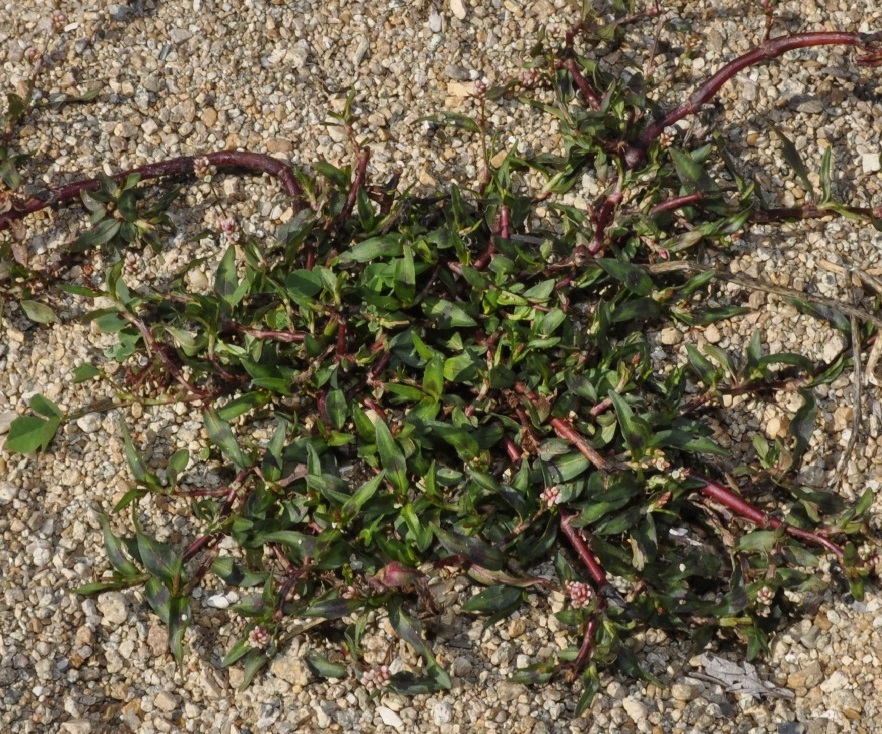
[0,150,307,232]
[693,473,843,558]
[625,31,882,167]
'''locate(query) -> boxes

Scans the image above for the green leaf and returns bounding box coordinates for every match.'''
[305,651,348,678]
[597,258,654,296]
[167,594,191,667]
[373,417,408,494]
[119,419,149,482]
[338,234,403,263]
[4,415,60,453]
[342,472,385,519]
[819,146,833,203]
[71,218,121,252]
[214,244,240,305]
[771,124,815,201]
[166,449,190,488]
[19,299,59,324]
[669,148,717,192]
[422,297,478,328]
[203,407,252,469]
[30,394,62,419]
[72,363,101,383]
[461,584,524,615]
[98,515,141,579]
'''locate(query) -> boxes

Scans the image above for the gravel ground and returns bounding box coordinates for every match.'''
[2,0,882,732]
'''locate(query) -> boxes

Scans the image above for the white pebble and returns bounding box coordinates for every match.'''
[862,153,881,174]
[377,706,403,729]
[205,594,230,609]
[449,0,467,21]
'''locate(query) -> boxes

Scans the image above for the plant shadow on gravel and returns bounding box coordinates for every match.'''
[2,1,882,714]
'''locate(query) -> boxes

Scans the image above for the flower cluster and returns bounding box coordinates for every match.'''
[539,485,562,509]
[565,580,594,609]
[658,129,676,148]
[755,586,774,617]
[359,665,390,693]
[50,10,65,33]
[248,626,269,649]
[220,218,240,243]
[517,68,542,90]
[193,156,217,182]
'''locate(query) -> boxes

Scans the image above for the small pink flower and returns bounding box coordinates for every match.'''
[24,46,41,64]
[341,585,358,600]
[540,485,562,509]
[193,156,216,181]
[565,580,593,609]
[755,585,774,614]
[359,664,390,693]
[248,626,269,649]
[220,218,240,243]
[50,10,65,33]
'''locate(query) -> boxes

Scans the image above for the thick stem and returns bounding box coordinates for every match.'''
[562,57,601,110]
[0,150,307,232]
[513,381,609,471]
[625,31,877,167]
[692,473,843,558]
[559,513,609,588]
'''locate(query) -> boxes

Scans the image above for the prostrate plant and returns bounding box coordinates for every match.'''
[2,3,881,712]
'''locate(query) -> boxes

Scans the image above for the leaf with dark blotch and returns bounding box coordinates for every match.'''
[137,533,183,588]
[597,258,654,296]
[790,389,817,460]
[461,584,524,615]
[303,595,363,620]
[306,651,348,678]
[98,515,141,579]
[433,525,505,570]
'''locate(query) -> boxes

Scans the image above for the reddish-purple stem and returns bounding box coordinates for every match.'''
[474,205,510,270]
[750,203,882,223]
[588,187,622,255]
[562,57,601,110]
[625,31,879,167]
[336,148,371,230]
[0,150,306,231]
[649,192,706,216]
[559,513,608,588]
[693,474,843,558]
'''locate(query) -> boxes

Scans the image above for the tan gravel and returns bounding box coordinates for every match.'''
[2,0,882,733]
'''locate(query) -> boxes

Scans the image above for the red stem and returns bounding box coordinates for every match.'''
[0,150,307,231]
[649,192,706,216]
[562,57,601,110]
[559,513,608,588]
[693,473,843,558]
[625,31,877,167]
[513,382,608,471]
[336,148,371,229]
